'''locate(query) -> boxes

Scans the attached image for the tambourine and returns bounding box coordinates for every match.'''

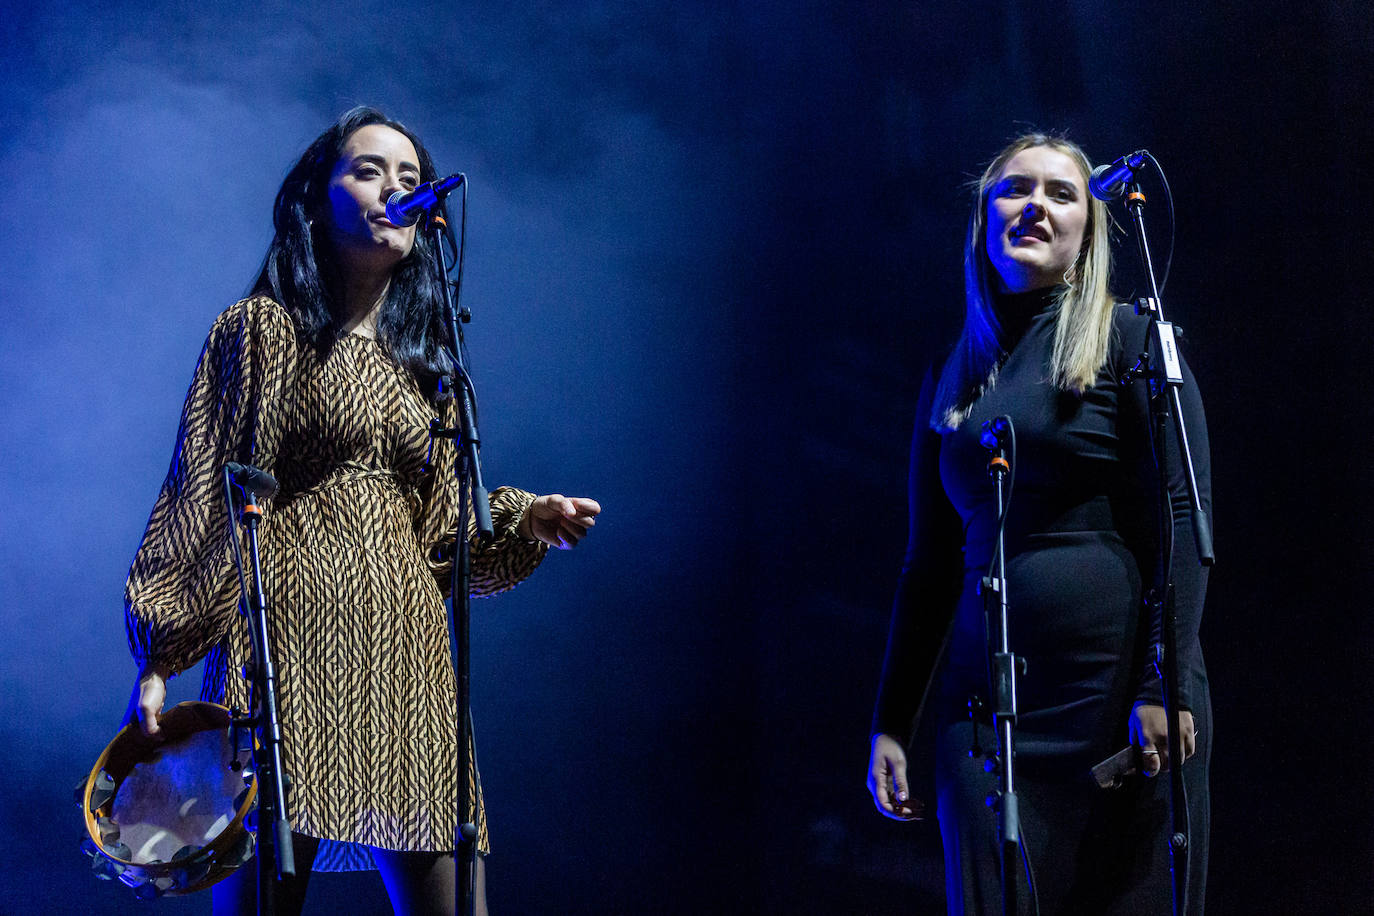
[76,701,258,898]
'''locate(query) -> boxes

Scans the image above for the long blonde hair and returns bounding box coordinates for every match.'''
[932,133,1114,430]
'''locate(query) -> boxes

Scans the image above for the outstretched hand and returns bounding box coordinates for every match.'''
[520,495,601,549]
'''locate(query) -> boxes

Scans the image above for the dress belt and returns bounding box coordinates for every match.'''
[962,494,1121,570]
[273,467,418,514]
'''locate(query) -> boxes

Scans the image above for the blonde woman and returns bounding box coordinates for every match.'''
[867,134,1211,914]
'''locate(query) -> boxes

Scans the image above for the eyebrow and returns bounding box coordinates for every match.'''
[999,172,1081,188]
[352,152,421,173]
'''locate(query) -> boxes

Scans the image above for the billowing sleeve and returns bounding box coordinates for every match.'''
[417,397,548,599]
[1114,305,1213,711]
[871,365,967,746]
[124,297,297,675]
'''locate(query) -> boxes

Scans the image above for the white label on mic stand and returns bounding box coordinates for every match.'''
[1155,322,1183,384]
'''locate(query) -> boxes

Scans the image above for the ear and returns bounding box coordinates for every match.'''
[1065,249,1085,286]
[302,186,331,227]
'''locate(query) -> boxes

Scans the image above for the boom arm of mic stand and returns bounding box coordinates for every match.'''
[454,375,494,541]
[1164,382,1212,565]
[429,215,494,541]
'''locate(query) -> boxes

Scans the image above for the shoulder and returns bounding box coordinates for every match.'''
[1110,300,1148,336]
[1108,300,1203,363]
[1106,301,1151,369]
[913,358,949,435]
[204,295,299,352]
[190,297,302,390]
[216,295,296,333]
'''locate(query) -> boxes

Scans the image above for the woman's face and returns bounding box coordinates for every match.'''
[323,124,422,277]
[984,146,1089,294]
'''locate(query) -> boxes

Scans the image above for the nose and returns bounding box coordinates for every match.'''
[1022,192,1046,220]
[380,172,408,204]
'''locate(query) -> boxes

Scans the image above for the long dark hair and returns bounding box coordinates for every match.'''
[252,106,454,389]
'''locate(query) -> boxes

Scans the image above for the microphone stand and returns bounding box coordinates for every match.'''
[222,468,295,916]
[1117,178,1214,916]
[415,178,494,916]
[979,419,1031,916]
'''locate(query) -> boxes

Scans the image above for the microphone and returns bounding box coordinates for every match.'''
[385,173,466,228]
[225,462,279,499]
[979,416,1011,452]
[1088,150,1148,200]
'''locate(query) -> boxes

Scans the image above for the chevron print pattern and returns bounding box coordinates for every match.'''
[125,296,547,865]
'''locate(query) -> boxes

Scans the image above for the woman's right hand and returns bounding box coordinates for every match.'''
[127,665,170,738]
[868,733,924,821]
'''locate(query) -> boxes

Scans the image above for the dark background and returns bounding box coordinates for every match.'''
[1,2,1369,913]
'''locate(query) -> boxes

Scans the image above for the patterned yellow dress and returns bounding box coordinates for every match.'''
[124,295,545,868]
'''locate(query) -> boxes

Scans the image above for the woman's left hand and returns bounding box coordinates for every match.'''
[1129,703,1196,777]
[520,495,601,549]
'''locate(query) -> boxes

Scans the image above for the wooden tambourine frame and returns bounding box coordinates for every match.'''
[77,701,259,898]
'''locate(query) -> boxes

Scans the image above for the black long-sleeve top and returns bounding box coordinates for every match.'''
[873,296,1211,746]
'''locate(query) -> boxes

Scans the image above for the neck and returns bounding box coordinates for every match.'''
[994,271,1061,295]
[338,270,390,338]
[993,284,1062,341]
[996,283,1063,305]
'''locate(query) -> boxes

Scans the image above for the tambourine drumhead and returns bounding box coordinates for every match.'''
[78,701,258,897]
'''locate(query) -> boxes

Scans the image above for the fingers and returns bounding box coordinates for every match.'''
[536,495,600,522]
[892,766,910,809]
[545,495,576,518]
[868,761,897,813]
[1132,704,1197,777]
[866,742,897,815]
[866,764,894,815]
[134,673,167,739]
[867,738,922,821]
[533,517,589,549]
[890,769,923,820]
[139,699,162,738]
[556,519,589,547]
[566,497,601,518]
[530,494,600,549]
[874,778,923,820]
[868,762,908,819]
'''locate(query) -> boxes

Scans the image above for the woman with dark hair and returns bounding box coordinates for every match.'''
[866,134,1212,914]
[124,106,600,915]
